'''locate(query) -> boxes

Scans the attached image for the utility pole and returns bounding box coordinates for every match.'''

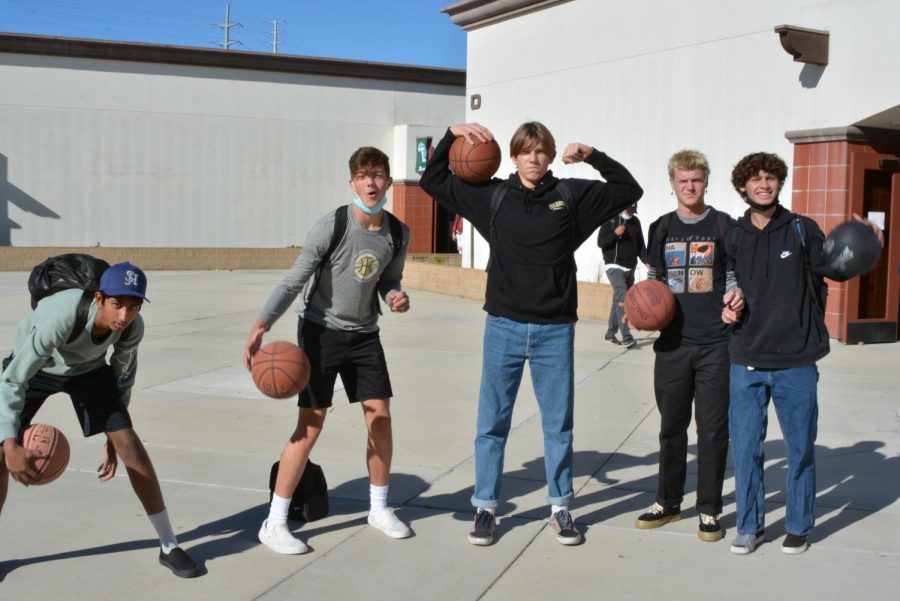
[270,19,281,54]
[214,2,242,50]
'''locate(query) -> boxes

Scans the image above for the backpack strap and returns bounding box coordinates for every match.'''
[385,210,404,261]
[488,184,512,242]
[653,212,674,279]
[67,289,94,344]
[793,216,826,315]
[714,210,730,242]
[375,210,405,315]
[304,205,349,307]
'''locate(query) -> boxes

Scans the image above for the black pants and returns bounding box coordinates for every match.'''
[652,341,729,515]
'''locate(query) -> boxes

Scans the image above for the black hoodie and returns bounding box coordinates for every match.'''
[726,205,847,368]
[420,129,643,323]
[597,213,647,269]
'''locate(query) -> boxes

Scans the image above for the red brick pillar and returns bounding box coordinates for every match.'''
[391,181,435,253]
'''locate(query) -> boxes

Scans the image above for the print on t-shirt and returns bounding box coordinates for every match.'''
[668,268,685,294]
[665,242,686,268]
[689,241,714,266]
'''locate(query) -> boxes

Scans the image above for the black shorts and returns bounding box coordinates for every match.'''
[3,355,133,438]
[297,319,393,409]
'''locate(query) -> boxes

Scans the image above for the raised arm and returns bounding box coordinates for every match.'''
[419,125,498,238]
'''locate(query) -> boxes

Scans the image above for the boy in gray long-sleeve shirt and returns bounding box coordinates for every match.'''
[244,146,411,555]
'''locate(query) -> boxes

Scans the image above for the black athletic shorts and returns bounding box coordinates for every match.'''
[297,319,393,409]
[3,355,133,438]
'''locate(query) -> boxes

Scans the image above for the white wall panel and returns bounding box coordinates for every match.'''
[458,0,900,280]
[0,53,463,247]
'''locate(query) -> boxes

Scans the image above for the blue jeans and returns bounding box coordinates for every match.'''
[472,315,575,510]
[729,364,819,536]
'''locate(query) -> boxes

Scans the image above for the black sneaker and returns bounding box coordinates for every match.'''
[549,509,582,545]
[468,509,496,546]
[635,502,682,529]
[605,335,622,345]
[622,337,637,349]
[782,533,809,554]
[159,547,201,578]
[698,513,724,542]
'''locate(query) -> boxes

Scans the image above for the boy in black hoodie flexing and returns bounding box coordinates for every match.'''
[724,152,882,556]
[420,121,642,546]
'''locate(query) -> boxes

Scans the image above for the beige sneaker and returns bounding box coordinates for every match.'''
[368,508,412,539]
[258,519,309,554]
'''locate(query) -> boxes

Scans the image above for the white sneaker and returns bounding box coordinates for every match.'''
[258,519,309,554]
[368,508,411,539]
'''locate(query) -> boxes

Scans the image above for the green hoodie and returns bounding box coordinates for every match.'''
[0,288,143,442]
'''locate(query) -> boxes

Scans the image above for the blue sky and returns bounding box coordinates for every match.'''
[0,0,467,69]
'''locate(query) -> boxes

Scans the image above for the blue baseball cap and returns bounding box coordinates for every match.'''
[99,262,149,301]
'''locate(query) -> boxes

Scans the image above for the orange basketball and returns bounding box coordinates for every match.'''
[21,423,70,485]
[449,136,502,184]
[251,341,310,399]
[624,279,677,331]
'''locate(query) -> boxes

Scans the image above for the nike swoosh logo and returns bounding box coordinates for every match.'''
[780,251,792,259]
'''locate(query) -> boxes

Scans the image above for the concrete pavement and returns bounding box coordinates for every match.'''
[0,270,897,600]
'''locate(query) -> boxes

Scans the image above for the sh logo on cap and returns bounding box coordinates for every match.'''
[99,262,150,301]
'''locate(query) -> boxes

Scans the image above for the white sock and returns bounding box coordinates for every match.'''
[551,504,567,518]
[477,507,496,515]
[370,484,389,513]
[148,509,178,554]
[267,493,291,529]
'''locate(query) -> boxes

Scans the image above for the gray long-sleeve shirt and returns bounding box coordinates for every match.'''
[259,204,409,332]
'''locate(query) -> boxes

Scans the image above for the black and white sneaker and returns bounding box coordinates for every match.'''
[782,533,809,554]
[605,335,622,345]
[468,509,496,546]
[622,337,637,349]
[159,547,201,578]
[635,502,682,529]
[549,509,582,545]
[698,513,724,542]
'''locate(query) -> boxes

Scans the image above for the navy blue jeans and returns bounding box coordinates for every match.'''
[729,363,819,536]
[472,315,575,509]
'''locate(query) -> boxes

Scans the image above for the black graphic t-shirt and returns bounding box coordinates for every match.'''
[647,210,731,347]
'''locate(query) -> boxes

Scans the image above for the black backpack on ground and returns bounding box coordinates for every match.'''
[268,459,329,522]
[27,253,111,344]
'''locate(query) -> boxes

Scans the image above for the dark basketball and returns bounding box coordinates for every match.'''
[823,220,882,279]
[251,341,310,399]
[448,136,502,184]
[21,423,70,485]
[624,279,676,331]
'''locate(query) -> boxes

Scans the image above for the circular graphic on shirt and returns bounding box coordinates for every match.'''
[353,250,380,282]
[688,267,713,293]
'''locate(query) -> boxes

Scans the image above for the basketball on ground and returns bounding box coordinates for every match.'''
[449,136,502,184]
[21,423,70,485]
[823,220,882,279]
[251,341,310,399]
[624,279,676,331]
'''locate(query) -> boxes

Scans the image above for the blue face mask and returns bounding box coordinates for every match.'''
[621,212,632,221]
[353,195,388,214]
